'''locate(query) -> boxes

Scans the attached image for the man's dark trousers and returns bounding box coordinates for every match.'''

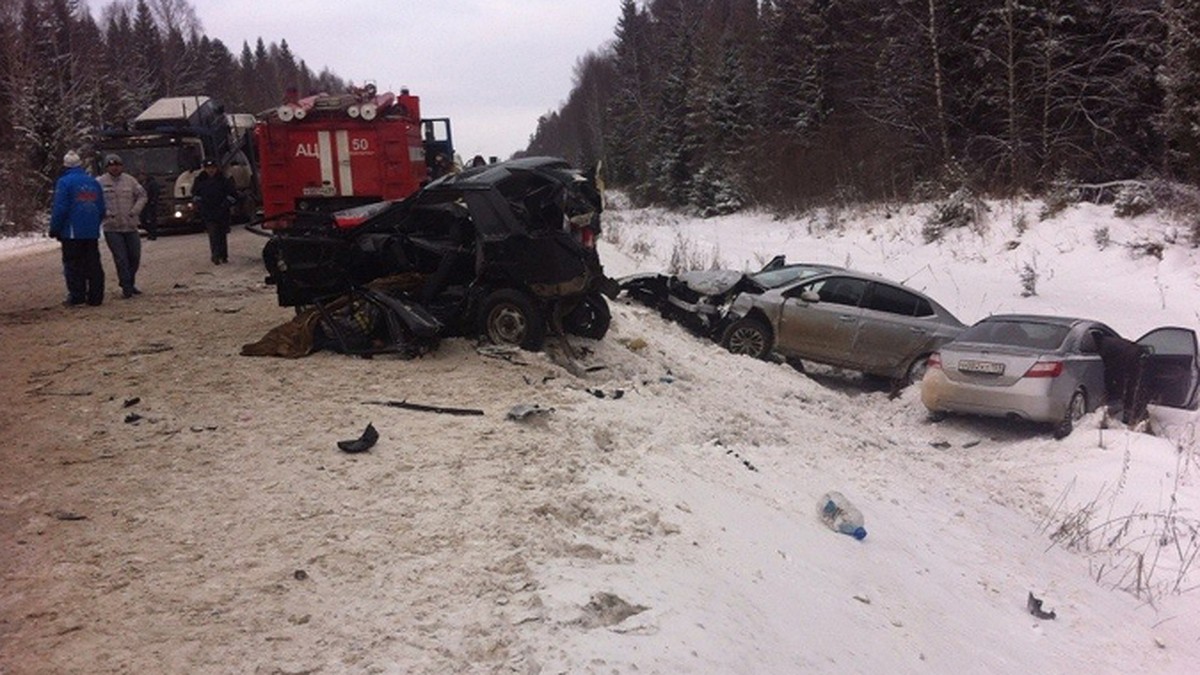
[61,239,105,304]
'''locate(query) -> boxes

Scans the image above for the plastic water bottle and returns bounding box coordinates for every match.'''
[818,491,867,540]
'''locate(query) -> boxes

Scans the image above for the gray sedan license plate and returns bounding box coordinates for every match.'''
[958,359,1005,375]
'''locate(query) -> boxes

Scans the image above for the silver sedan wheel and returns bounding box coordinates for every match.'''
[1066,389,1087,422]
[1054,389,1087,440]
[724,319,770,358]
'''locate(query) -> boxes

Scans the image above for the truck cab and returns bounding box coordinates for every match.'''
[97,96,258,232]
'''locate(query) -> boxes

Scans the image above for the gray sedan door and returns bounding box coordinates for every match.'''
[851,282,937,373]
[1137,327,1200,409]
[777,276,868,363]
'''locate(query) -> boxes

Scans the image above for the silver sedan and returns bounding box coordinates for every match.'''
[721,269,965,384]
[921,314,1199,438]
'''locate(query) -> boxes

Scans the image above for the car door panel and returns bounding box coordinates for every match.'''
[853,315,930,374]
[852,282,934,374]
[1136,327,1200,409]
[777,300,861,363]
[776,276,867,363]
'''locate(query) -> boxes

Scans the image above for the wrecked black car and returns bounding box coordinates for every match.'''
[261,157,617,354]
[620,257,840,336]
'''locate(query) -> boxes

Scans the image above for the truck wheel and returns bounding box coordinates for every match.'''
[480,289,546,351]
[563,292,611,339]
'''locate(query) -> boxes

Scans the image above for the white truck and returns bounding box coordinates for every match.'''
[97,96,258,232]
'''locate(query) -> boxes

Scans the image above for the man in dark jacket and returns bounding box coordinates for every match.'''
[1094,332,1149,425]
[192,158,237,264]
[49,150,107,305]
[138,171,160,240]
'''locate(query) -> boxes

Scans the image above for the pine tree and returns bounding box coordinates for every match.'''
[102,7,146,125]
[644,0,704,207]
[1161,0,1200,181]
[252,37,279,108]
[605,0,653,189]
[760,0,826,143]
[13,0,91,195]
[160,26,203,95]
[692,38,755,215]
[275,39,299,94]
[130,0,162,105]
[198,36,240,111]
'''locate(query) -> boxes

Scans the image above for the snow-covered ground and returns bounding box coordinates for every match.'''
[1,196,1197,673]
[543,195,1200,672]
[0,231,56,260]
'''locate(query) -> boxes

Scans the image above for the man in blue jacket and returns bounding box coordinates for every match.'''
[49,150,107,306]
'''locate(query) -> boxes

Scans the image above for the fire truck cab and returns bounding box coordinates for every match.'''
[255,85,453,228]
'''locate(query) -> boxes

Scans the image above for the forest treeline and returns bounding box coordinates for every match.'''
[524,0,1200,215]
[0,0,345,233]
[7,0,1200,232]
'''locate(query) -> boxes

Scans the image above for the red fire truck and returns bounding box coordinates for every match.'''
[254,85,454,228]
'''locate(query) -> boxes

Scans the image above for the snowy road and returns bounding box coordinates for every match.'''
[1,202,1197,673]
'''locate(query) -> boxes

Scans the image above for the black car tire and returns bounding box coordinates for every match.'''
[1053,388,1087,440]
[563,292,611,339]
[722,317,772,359]
[480,289,546,351]
[262,238,281,277]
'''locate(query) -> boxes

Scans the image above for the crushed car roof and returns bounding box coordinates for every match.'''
[426,156,584,190]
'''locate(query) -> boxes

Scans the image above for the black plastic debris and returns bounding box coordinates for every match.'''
[1027,592,1057,620]
[48,510,87,521]
[363,400,484,416]
[477,344,528,365]
[723,447,758,472]
[124,412,143,424]
[586,388,626,400]
[293,569,309,581]
[337,423,379,453]
[123,397,141,408]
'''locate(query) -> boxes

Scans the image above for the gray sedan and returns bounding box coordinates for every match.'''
[921,314,1200,437]
[721,269,965,384]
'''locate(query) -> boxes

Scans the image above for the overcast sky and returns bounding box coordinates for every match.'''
[197,0,627,162]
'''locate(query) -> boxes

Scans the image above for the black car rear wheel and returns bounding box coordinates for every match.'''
[563,292,611,339]
[722,318,772,359]
[480,289,546,350]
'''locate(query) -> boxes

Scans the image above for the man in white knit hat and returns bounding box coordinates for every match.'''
[49,150,106,305]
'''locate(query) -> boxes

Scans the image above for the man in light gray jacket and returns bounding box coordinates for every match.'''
[97,154,148,298]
